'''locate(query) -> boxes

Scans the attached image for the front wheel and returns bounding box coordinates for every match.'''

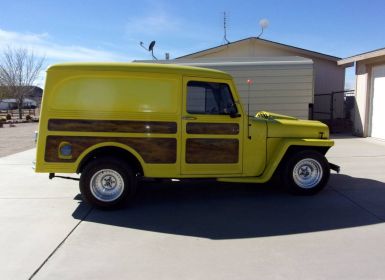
[282,150,330,195]
[80,157,136,209]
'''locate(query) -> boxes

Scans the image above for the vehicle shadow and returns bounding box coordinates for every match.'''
[330,133,358,139]
[72,174,385,240]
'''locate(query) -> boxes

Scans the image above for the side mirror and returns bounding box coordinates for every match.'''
[230,113,241,118]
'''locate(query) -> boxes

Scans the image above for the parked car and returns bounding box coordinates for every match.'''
[0,98,37,110]
[0,99,17,110]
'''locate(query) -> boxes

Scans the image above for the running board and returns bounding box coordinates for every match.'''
[49,173,80,181]
[217,177,267,184]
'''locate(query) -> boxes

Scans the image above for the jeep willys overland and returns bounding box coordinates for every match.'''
[35,63,338,209]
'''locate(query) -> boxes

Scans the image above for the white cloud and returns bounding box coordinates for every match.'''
[0,28,127,62]
[0,28,131,87]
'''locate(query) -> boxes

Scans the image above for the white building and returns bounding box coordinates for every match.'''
[176,37,347,120]
[338,48,385,140]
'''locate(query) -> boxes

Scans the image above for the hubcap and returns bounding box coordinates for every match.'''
[293,158,323,189]
[90,169,124,202]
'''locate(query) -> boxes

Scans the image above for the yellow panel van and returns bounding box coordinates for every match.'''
[35,63,339,209]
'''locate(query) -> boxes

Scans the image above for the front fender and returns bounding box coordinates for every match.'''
[218,138,334,183]
[264,138,334,181]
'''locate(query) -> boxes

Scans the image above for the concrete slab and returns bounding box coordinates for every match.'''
[35,181,385,280]
[34,222,385,280]
[0,149,91,280]
[327,137,385,220]
[1,137,385,279]
[0,150,79,198]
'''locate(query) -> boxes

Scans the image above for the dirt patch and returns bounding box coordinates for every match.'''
[0,122,39,157]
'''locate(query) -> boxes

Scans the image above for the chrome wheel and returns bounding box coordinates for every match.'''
[90,169,125,202]
[292,158,323,189]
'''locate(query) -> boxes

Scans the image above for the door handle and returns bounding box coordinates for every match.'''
[182,116,197,120]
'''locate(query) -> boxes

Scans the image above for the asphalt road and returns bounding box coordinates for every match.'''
[1,136,385,279]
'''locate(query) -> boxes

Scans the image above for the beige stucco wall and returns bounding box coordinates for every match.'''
[182,39,345,120]
[312,58,345,119]
[352,57,385,136]
[354,62,370,136]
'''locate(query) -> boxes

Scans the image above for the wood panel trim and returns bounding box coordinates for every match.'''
[186,123,239,135]
[186,138,239,164]
[48,119,177,134]
[45,136,176,164]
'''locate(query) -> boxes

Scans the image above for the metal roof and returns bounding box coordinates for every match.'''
[176,37,341,62]
[137,56,313,67]
[338,47,385,65]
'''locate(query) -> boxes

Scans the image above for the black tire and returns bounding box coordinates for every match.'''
[282,150,330,195]
[80,157,137,209]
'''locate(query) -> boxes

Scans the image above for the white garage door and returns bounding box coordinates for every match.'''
[371,65,385,140]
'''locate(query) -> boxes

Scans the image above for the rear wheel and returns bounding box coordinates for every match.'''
[282,150,330,195]
[80,157,136,209]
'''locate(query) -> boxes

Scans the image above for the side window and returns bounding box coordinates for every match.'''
[186,81,237,115]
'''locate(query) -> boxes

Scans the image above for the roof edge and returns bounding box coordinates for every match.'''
[45,62,232,79]
[176,37,341,62]
[137,56,314,67]
[338,47,385,65]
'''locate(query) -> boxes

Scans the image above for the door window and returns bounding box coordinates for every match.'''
[186,81,237,115]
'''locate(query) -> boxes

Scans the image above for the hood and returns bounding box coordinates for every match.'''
[255,111,298,121]
[254,111,329,139]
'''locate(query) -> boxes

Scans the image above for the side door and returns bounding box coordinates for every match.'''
[181,77,243,175]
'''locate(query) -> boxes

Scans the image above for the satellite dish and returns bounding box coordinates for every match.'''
[257,18,269,38]
[148,41,156,51]
[139,40,158,60]
[259,19,269,29]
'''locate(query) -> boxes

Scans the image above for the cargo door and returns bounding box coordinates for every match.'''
[181,77,243,175]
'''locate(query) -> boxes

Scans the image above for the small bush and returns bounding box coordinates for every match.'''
[6,114,12,120]
[0,117,5,123]
[26,115,32,121]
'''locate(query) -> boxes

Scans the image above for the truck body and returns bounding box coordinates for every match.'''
[36,63,337,208]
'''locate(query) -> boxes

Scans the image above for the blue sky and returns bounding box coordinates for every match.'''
[1,0,385,87]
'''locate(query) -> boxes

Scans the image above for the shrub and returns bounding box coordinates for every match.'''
[26,115,32,121]
[6,114,12,120]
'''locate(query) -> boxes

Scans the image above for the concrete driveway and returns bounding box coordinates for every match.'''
[1,137,385,279]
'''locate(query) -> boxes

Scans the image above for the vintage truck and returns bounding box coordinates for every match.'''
[35,63,339,209]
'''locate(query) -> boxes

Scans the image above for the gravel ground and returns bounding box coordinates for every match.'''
[0,122,39,157]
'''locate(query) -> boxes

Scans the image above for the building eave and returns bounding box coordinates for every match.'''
[338,47,385,65]
[176,37,341,62]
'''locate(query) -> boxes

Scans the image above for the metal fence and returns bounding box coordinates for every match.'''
[311,90,355,133]
[0,108,39,120]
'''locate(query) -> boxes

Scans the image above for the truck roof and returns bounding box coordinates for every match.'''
[47,62,233,79]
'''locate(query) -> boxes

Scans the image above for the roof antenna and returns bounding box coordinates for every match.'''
[139,40,158,60]
[257,19,269,38]
[246,79,253,139]
[223,12,230,44]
